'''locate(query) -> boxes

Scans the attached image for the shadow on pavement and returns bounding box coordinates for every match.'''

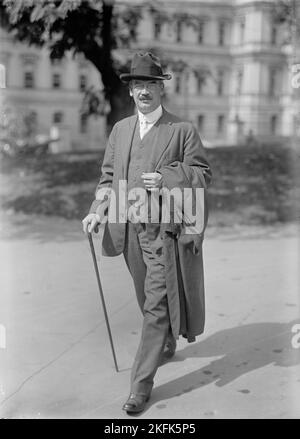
[144,319,300,413]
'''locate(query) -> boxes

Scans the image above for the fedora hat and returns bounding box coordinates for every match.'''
[120,52,172,82]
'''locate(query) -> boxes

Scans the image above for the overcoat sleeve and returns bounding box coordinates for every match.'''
[158,123,212,247]
[159,122,211,188]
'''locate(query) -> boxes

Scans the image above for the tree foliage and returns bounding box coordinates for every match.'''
[2,0,297,134]
[272,0,300,47]
[0,0,142,131]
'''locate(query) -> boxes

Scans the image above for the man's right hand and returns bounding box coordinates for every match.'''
[82,213,101,234]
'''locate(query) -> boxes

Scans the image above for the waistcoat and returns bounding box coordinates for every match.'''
[127,122,159,191]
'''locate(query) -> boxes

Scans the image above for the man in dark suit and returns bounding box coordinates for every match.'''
[82,52,212,414]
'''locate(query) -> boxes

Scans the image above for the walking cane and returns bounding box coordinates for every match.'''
[87,231,119,372]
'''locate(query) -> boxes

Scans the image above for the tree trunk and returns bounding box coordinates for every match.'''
[86,1,135,134]
[101,1,135,132]
[107,82,135,134]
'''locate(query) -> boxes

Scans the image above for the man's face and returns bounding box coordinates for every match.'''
[129,79,164,114]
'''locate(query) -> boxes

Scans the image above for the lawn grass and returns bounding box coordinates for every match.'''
[0,144,299,227]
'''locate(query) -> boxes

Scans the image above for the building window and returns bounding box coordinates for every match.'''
[30,111,38,126]
[198,114,204,132]
[270,115,277,134]
[80,114,88,133]
[52,73,61,89]
[53,111,63,124]
[175,75,181,94]
[217,70,224,96]
[239,18,245,43]
[79,74,87,91]
[236,68,243,95]
[197,76,204,94]
[195,69,207,94]
[176,20,182,43]
[269,68,276,96]
[24,111,38,136]
[154,19,161,39]
[198,21,205,44]
[31,111,38,134]
[271,23,277,45]
[218,21,225,46]
[217,115,224,133]
[24,71,34,88]
[0,64,6,88]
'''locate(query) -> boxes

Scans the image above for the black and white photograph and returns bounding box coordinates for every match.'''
[0,0,299,421]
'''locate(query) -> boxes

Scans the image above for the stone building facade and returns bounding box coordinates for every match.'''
[0,26,106,152]
[0,0,298,149]
[133,0,298,145]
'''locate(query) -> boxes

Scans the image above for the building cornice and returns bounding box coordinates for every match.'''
[20,53,40,65]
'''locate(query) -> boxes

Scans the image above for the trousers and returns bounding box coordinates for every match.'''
[123,222,171,396]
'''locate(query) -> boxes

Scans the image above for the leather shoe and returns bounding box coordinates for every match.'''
[122,393,150,414]
[163,334,177,359]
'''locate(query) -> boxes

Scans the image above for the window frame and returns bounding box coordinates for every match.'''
[53,111,64,124]
[24,70,35,89]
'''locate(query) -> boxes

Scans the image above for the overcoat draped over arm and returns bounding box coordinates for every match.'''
[157,121,212,341]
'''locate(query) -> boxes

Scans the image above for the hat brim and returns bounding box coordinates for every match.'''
[120,73,172,83]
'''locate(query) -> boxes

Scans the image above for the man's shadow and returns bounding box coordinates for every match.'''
[141,319,300,413]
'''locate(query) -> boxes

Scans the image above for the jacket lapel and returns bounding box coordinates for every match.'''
[150,109,175,170]
[121,114,138,177]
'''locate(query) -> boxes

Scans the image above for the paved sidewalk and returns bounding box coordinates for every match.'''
[0,215,299,419]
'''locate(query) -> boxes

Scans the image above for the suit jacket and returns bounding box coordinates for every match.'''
[90,108,212,340]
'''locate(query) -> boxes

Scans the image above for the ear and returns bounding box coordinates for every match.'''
[129,81,133,97]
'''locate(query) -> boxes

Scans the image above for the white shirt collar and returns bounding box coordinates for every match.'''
[138,105,163,125]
